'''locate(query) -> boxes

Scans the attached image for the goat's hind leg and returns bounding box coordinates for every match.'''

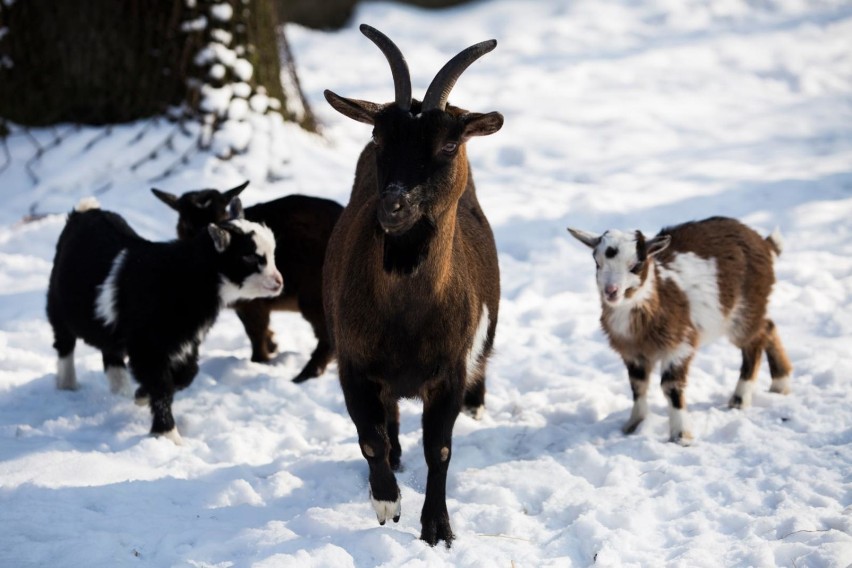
[730,333,767,409]
[102,349,130,395]
[50,321,78,390]
[764,319,792,395]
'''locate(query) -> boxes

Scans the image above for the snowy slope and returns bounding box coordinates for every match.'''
[1,0,851,566]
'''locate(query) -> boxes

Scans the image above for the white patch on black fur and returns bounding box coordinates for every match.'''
[157,427,183,446]
[466,304,490,383]
[105,366,130,395]
[218,220,282,306]
[75,197,100,212]
[56,354,77,390]
[95,249,127,328]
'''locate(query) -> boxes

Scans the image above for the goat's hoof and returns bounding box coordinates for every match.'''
[153,427,183,446]
[420,514,454,548]
[371,494,401,525]
[670,431,694,446]
[622,419,643,435]
[728,394,752,409]
[462,404,485,420]
[292,366,321,384]
[769,377,791,395]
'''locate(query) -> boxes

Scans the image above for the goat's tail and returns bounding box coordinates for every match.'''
[766,227,783,256]
[74,197,101,213]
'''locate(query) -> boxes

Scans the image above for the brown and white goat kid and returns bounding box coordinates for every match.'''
[323,25,502,546]
[568,217,792,445]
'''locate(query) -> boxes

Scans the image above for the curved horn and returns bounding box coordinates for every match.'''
[360,24,412,112]
[422,39,497,112]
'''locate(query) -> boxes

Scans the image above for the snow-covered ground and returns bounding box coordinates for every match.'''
[2,0,851,566]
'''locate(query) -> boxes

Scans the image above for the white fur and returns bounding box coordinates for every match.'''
[371,494,401,525]
[157,427,183,446]
[770,376,791,395]
[218,220,283,306]
[660,342,695,370]
[668,406,693,445]
[731,379,756,408]
[95,249,127,328]
[623,396,648,433]
[658,253,727,345]
[105,366,130,395]
[466,304,490,382]
[56,354,77,390]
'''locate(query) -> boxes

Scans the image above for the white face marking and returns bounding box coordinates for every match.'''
[218,220,283,306]
[56,354,77,390]
[371,494,401,525]
[593,230,650,308]
[105,366,130,395]
[95,249,127,328]
[657,252,727,345]
[74,196,100,212]
[466,304,490,382]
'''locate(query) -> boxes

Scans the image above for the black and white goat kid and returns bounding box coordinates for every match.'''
[46,197,283,443]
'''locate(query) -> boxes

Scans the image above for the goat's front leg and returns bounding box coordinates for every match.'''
[130,354,182,445]
[660,352,694,446]
[339,363,400,525]
[420,376,463,547]
[622,357,652,434]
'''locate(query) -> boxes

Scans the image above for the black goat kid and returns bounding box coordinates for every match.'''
[46,197,283,443]
[151,182,342,382]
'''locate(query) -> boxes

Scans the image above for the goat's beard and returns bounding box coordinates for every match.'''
[381,216,436,276]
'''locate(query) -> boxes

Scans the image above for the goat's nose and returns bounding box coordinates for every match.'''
[381,190,408,217]
[604,284,619,297]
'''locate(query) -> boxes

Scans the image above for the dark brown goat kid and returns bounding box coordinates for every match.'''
[152,182,342,382]
[323,25,503,547]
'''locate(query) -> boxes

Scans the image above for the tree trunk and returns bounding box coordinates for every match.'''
[0,0,310,131]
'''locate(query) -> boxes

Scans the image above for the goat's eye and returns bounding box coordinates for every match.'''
[441,142,458,155]
[242,253,263,267]
[629,262,643,274]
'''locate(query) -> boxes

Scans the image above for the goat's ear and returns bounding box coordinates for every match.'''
[151,188,180,211]
[324,90,381,125]
[228,197,245,220]
[461,112,503,141]
[224,180,249,203]
[567,227,601,249]
[646,234,671,257]
[208,224,231,252]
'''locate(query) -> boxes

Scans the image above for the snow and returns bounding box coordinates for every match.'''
[1,0,851,566]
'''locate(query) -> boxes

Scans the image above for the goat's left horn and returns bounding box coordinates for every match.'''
[422,39,496,112]
[360,24,412,112]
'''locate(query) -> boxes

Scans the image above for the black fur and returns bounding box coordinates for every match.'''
[46,203,280,440]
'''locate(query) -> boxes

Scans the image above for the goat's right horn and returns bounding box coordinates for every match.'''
[422,39,497,112]
[360,24,412,112]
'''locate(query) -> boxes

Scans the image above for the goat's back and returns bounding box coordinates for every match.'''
[654,216,777,342]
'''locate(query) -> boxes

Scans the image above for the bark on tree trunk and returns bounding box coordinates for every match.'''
[0,0,308,131]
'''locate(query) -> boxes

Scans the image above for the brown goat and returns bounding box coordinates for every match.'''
[152,182,342,382]
[568,217,792,445]
[323,25,503,546]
